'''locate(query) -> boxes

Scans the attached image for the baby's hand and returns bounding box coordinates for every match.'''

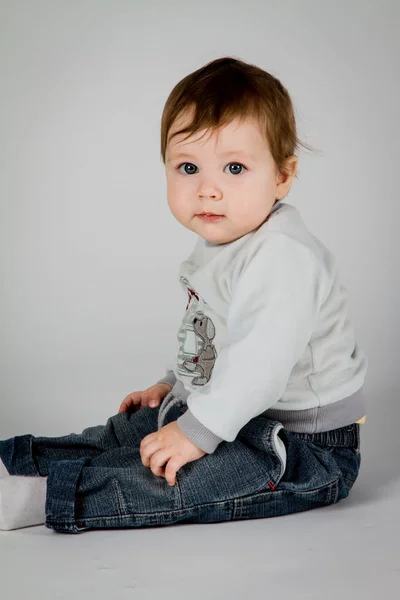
[118,383,172,414]
[140,422,206,485]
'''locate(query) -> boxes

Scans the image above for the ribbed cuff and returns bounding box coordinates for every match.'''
[177,409,223,454]
[156,370,177,389]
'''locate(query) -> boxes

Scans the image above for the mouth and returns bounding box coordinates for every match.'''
[196,213,225,222]
[196,211,224,216]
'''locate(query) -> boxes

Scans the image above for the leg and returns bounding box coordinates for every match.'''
[0,407,158,531]
[42,407,360,533]
[0,406,158,477]
[1,404,360,533]
[229,423,361,521]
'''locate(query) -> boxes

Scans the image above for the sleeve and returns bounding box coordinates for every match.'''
[156,352,177,388]
[177,234,327,453]
[156,369,177,389]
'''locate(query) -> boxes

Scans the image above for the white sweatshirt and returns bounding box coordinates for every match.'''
[157,201,368,453]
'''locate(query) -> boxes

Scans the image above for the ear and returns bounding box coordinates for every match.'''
[275,156,298,199]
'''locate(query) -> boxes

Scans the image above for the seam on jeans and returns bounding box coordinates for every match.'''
[52,476,343,529]
[51,475,185,527]
[330,480,339,504]
[174,472,184,511]
[112,479,128,515]
[50,498,234,527]
[250,475,341,499]
[49,475,346,529]
[45,522,82,532]
[324,481,333,505]
[342,475,356,490]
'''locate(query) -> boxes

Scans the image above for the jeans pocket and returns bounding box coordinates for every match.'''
[238,417,288,492]
[270,424,287,488]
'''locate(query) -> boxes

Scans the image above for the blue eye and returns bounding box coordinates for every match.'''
[225,163,246,175]
[178,163,198,175]
[177,162,247,175]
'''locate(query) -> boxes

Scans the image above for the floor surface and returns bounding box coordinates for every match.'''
[1,465,399,600]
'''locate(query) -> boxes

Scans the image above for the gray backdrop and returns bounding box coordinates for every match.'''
[0,1,399,596]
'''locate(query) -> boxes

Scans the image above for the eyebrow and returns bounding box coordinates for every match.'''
[166,150,257,162]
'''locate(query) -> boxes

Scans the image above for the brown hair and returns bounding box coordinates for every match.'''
[160,56,316,181]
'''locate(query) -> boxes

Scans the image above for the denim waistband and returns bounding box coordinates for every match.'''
[288,423,360,450]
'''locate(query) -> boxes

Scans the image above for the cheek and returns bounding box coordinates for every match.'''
[167,176,194,199]
[167,180,190,215]
[240,174,274,199]
[229,173,267,197]
[232,179,272,215]
[166,177,178,200]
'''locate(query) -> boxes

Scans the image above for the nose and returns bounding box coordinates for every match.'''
[197,181,223,200]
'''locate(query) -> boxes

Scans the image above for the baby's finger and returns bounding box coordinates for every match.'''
[152,465,166,477]
[149,450,170,478]
[118,400,130,413]
[119,393,141,413]
[140,440,160,467]
[140,393,151,408]
[165,456,186,486]
[127,395,143,413]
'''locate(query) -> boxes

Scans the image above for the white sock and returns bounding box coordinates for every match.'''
[0,475,47,530]
[0,458,9,478]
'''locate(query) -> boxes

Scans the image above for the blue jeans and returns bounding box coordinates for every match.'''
[0,404,361,533]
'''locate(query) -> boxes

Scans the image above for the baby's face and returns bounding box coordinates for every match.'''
[165,111,285,244]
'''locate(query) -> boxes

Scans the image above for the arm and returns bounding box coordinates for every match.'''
[177,234,328,453]
[156,369,177,389]
[156,349,178,389]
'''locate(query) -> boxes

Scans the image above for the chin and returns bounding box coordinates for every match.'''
[201,231,238,245]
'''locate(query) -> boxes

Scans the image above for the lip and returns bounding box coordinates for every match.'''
[196,213,225,221]
[197,212,224,216]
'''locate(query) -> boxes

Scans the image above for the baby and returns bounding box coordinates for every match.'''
[0,56,368,532]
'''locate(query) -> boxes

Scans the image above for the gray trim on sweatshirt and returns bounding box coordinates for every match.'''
[155,374,366,454]
[177,408,224,453]
[156,370,177,389]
